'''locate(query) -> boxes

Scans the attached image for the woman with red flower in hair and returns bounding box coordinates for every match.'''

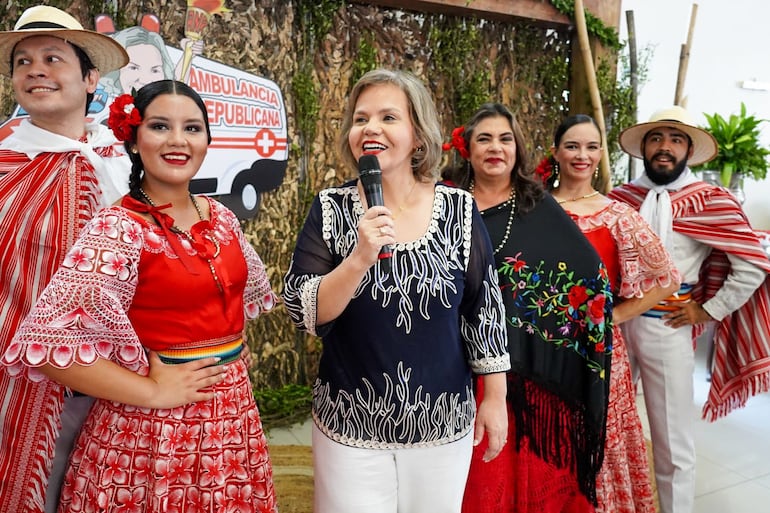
[442,103,614,513]
[3,80,279,513]
[547,114,680,513]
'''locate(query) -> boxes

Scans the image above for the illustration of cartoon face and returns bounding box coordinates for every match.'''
[120,43,166,93]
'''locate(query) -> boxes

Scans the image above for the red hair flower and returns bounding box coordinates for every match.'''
[534,155,553,185]
[442,126,469,160]
[108,94,142,143]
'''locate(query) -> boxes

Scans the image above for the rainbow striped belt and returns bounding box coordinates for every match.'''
[156,336,244,365]
[641,284,693,318]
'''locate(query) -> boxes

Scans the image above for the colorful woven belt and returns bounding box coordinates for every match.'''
[156,337,244,365]
[641,284,693,318]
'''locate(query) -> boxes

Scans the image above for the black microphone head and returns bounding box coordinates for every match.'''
[358,154,381,178]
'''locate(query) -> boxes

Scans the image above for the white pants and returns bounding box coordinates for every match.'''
[312,424,473,513]
[623,316,696,513]
[45,395,94,513]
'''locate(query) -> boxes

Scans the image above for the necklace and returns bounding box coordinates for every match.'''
[138,187,223,292]
[470,180,517,255]
[391,179,418,220]
[555,190,600,204]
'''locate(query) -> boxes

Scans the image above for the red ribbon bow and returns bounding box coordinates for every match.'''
[121,195,218,273]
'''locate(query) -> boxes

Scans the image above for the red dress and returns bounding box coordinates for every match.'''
[3,198,278,513]
[572,201,678,513]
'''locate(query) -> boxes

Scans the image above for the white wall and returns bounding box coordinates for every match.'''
[619,0,770,229]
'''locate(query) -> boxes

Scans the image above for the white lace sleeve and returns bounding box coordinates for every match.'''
[1,207,148,382]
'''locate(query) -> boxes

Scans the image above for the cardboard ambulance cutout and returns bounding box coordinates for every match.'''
[0,10,288,220]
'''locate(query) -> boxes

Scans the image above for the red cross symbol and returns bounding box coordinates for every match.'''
[254,128,277,158]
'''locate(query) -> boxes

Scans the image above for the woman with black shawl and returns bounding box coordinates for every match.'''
[442,103,612,512]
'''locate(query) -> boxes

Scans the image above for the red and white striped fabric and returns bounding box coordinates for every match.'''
[609,181,770,421]
[0,146,117,513]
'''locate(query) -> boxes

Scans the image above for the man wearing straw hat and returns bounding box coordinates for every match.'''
[609,106,770,513]
[0,6,131,512]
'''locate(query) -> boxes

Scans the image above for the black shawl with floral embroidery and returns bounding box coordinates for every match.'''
[480,193,613,506]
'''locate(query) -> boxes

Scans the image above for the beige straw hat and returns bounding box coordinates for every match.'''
[0,5,128,76]
[619,105,718,166]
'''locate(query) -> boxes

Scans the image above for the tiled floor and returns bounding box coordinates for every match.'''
[266,339,770,513]
[641,337,770,513]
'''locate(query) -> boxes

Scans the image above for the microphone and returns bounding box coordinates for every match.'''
[357,154,393,272]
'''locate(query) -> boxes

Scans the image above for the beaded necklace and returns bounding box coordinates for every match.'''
[470,180,517,255]
[138,187,223,292]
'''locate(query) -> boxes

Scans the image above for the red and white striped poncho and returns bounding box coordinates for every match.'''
[0,142,122,513]
[609,181,770,421]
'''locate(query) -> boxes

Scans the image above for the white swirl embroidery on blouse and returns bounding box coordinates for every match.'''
[312,361,475,448]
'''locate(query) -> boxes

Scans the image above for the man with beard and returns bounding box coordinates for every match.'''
[609,106,770,513]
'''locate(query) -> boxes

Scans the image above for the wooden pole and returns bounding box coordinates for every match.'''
[574,0,611,193]
[625,10,638,181]
[674,3,698,106]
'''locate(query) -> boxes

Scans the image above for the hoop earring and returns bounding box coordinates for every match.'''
[552,161,560,188]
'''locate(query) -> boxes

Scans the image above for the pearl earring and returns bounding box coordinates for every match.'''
[552,161,560,188]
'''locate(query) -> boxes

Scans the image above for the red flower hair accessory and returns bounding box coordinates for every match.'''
[534,154,553,185]
[108,94,142,143]
[442,126,469,160]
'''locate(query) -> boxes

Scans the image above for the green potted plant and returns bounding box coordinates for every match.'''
[693,103,770,191]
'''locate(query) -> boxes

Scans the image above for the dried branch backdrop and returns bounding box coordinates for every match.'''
[0,1,623,396]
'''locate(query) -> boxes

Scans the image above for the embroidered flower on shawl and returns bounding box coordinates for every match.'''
[567,285,589,309]
[534,155,553,185]
[442,126,469,159]
[506,253,528,273]
[587,294,607,329]
[108,94,142,143]
[499,257,613,376]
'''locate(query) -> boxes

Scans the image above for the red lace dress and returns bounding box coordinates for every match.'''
[571,201,679,513]
[3,197,278,513]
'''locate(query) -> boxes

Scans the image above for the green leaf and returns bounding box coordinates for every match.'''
[692,102,770,182]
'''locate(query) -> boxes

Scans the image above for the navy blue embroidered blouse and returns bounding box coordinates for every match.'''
[283,182,510,448]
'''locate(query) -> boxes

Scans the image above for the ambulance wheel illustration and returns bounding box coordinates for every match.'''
[220,169,261,219]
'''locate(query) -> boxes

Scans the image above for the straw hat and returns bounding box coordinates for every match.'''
[0,5,128,76]
[619,105,718,166]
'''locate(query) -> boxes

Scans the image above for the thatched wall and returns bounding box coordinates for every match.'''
[0,1,578,389]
